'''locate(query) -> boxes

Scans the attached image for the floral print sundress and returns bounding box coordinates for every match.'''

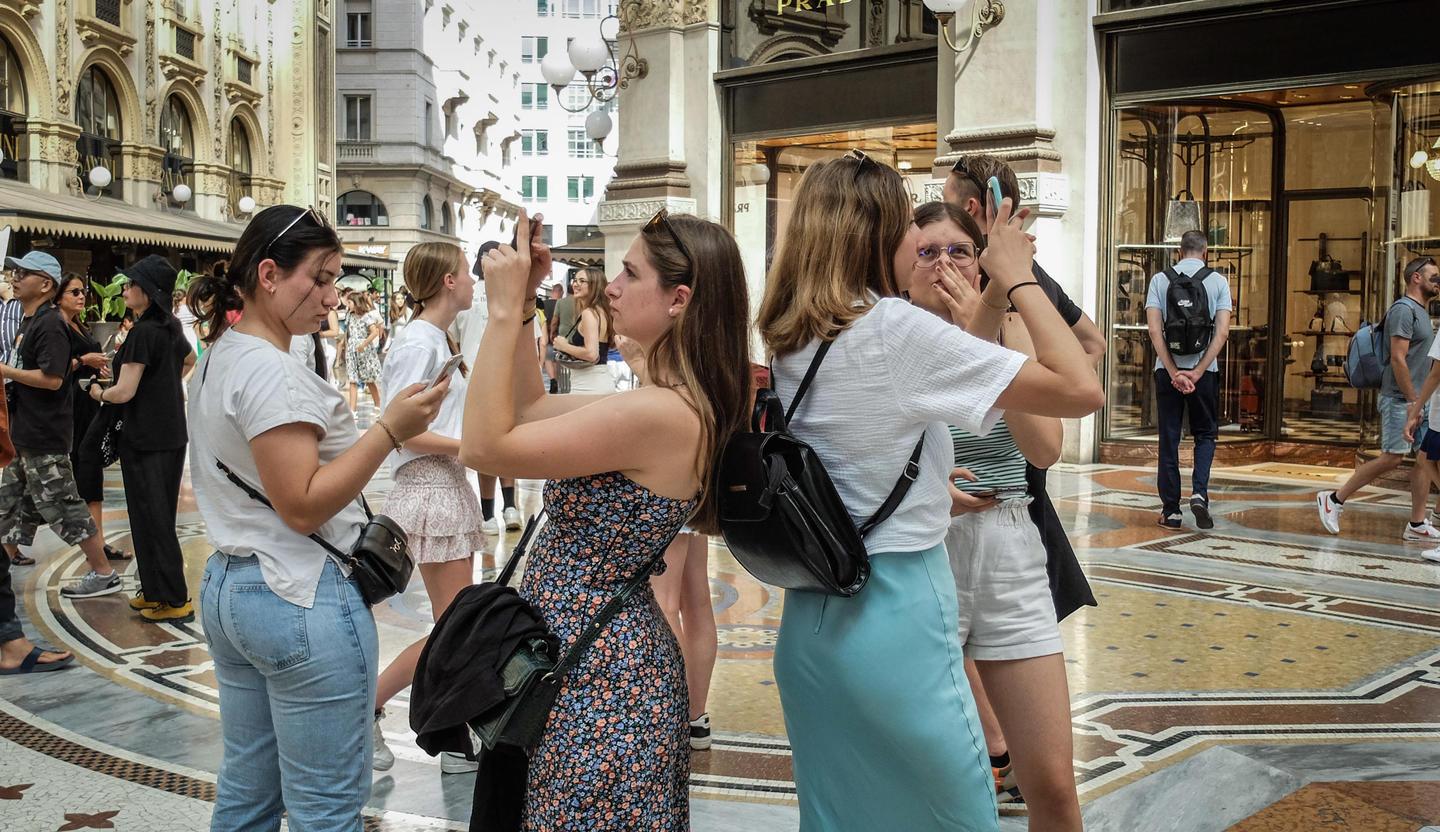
[518,471,696,831]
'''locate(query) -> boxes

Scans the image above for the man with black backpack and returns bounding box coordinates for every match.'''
[1145,230,1232,530]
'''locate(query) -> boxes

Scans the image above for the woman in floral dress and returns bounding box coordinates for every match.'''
[461,209,751,830]
[345,291,382,411]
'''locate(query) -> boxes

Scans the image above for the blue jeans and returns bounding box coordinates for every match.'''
[1155,368,1218,516]
[200,553,378,832]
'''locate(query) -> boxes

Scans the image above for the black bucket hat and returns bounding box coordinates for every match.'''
[121,254,178,313]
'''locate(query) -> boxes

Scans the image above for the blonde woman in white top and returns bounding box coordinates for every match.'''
[370,242,488,774]
[187,205,445,829]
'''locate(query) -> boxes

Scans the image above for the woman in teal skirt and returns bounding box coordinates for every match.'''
[756,154,1104,830]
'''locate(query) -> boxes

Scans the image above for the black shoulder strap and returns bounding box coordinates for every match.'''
[1189,266,1214,283]
[1163,266,1182,284]
[214,459,373,563]
[783,337,834,424]
[311,331,328,382]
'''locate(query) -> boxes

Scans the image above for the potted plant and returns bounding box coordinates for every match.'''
[86,273,129,352]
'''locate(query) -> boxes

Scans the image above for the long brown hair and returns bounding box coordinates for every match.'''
[639,215,751,535]
[756,154,912,357]
[574,267,613,340]
[401,241,468,376]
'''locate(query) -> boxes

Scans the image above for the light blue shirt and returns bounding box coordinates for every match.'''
[1145,258,1233,373]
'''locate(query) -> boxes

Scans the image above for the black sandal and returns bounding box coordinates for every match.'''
[104,545,133,561]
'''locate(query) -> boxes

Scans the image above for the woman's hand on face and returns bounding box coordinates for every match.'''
[483,211,536,318]
[976,196,1036,292]
[380,380,450,441]
[932,259,982,329]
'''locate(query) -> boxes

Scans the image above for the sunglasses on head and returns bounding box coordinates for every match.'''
[267,206,328,255]
[950,156,995,202]
[845,148,881,182]
[643,208,694,276]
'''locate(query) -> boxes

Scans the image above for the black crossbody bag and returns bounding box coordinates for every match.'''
[469,511,680,752]
[215,460,414,607]
[716,334,923,596]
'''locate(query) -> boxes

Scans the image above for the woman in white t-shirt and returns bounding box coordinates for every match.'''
[370,242,486,774]
[755,153,1103,831]
[186,205,446,829]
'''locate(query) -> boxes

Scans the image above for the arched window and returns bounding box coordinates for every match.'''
[420,194,433,230]
[338,190,389,227]
[75,66,123,191]
[159,95,194,198]
[228,118,253,215]
[440,201,452,234]
[0,35,28,181]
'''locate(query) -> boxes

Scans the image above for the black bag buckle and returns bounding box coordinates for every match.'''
[902,459,920,481]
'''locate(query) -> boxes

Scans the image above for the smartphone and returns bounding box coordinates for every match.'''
[987,175,1005,211]
[427,354,464,390]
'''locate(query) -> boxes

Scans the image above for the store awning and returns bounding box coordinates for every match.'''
[0,178,244,253]
[550,238,605,269]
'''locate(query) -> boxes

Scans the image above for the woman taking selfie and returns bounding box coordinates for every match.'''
[550,268,614,394]
[757,153,1102,831]
[187,205,445,829]
[462,209,749,830]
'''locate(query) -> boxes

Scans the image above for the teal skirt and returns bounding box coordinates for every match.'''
[774,543,999,831]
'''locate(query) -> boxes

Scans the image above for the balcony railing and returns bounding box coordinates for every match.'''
[95,0,121,26]
[337,140,377,161]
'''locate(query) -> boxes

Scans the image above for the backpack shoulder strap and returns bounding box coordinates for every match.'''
[783,335,837,425]
[1162,266,1183,283]
[857,433,924,538]
[1189,266,1215,282]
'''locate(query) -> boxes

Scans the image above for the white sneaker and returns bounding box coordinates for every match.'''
[481,517,500,536]
[440,750,479,774]
[1316,491,1343,535]
[372,710,395,772]
[1402,521,1440,542]
[1422,548,1440,564]
[689,712,712,751]
[503,506,522,531]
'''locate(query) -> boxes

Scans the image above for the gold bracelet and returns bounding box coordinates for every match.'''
[980,293,1010,312]
[521,313,536,326]
[374,418,403,452]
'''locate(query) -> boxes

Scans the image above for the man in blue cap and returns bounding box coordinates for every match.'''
[0,250,119,598]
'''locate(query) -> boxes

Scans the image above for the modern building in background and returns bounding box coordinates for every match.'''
[0,0,352,277]
[609,0,1440,466]
[333,0,522,280]
[493,0,622,285]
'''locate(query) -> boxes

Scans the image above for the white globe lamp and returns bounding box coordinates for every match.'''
[171,183,192,205]
[541,50,577,89]
[750,164,771,185]
[88,165,112,189]
[237,195,257,215]
[585,110,613,143]
[568,31,610,76]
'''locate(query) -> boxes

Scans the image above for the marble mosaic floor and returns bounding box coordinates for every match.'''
[0,457,1437,831]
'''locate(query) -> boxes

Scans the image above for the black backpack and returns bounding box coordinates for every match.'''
[1162,266,1215,356]
[716,335,923,597]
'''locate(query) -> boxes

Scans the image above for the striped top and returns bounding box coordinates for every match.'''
[0,298,21,367]
[949,418,1028,496]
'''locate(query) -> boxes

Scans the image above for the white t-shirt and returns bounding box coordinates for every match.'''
[188,329,368,608]
[453,281,489,367]
[288,333,316,369]
[1426,335,1440,432]
[380,319,468,470]
[772,298,1027,554]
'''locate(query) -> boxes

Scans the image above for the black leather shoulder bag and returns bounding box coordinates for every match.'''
[716,334,923,596]
[469,511,680,753]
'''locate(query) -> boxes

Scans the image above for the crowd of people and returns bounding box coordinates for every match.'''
[5,148,1427,832]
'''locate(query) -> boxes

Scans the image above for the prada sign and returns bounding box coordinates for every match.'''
[0,113,21,180]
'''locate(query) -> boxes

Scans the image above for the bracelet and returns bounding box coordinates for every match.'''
[1006,281,1042,304]
[980,292,1010,312]
[521,313,536,326]
[374,418,404,452]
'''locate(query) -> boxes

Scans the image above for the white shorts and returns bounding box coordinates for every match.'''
[945,498,1063,662]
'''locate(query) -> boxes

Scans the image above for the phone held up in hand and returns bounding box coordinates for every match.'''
[987,175,1004,212]
[427,354,464,390]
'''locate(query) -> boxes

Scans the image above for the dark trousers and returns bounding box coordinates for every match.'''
[0,545,19,645]
[1155,368,1218,516]
[119,445,188,606]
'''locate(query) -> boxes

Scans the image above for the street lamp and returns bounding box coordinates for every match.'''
[922,0,1005,54]
[543,10,647,115]
[69,164,113,201]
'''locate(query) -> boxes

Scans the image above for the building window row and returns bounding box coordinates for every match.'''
[521,36,547,64]
[521,128,548,156]
[567,128,599,158]
[345,11,372,48]
[521,83,548,111]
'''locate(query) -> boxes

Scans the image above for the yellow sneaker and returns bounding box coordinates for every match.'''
[128,591,161,612]
[139,600,195,624]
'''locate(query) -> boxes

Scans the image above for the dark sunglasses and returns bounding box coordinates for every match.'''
[950,156,990,200]
[644,208,694,276]
[62,288,85,297]
[267,206,327,255]
[845,148,881,182]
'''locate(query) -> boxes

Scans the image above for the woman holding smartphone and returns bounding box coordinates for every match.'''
[902,201,1083,831]
[758,154,1102,831]
[371,241,486,775]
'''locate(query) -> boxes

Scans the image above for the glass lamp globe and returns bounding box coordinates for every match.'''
[1411,149,1430,169]
[585,110,613,142]
[89,165,112,188]
[171,184,192,204]
[237,195,257,214]
[922,0,965,12]
[569,31,610,75]
[541,50,577,89]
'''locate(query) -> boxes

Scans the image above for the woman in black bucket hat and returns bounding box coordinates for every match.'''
[89,253,197,623]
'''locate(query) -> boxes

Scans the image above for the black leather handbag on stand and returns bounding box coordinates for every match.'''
[716,334,923,597]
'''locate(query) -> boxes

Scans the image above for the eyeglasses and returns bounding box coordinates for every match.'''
[950,156,989,200]
[267,206,327,255]
[845,148,881,182]
[572,276,590,285]
[62,288,85,297]
[643,208,694,277]
[916,242,978,268]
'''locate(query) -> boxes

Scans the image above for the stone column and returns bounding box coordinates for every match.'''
[932,0,1101,460]
[598,0,720,271]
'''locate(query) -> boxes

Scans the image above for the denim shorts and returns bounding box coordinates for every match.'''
[1378,396,1427,455]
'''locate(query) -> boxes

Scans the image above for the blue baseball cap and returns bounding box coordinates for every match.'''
[5,251,62,281]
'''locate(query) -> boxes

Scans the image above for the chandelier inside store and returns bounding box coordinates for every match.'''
[540,10,646,145]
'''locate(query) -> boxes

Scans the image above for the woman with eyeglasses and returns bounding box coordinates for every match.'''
[89,255,196,623]
[186,206,446,829]
[756,153,1102,831]
[551,268,615,393]
[462,209,750,830]
[54,275,129,564]
[900,201,1083,830]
